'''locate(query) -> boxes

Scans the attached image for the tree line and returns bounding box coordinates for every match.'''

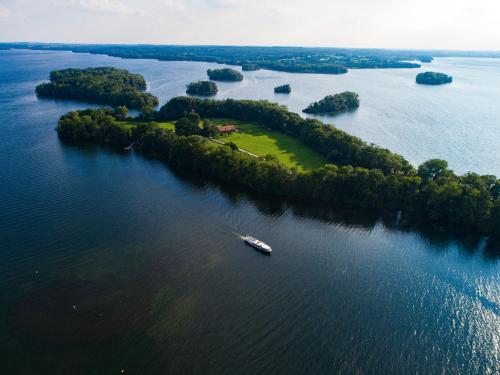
[36,67,159,109]
[5,43,434,75]
[56,101,500,235]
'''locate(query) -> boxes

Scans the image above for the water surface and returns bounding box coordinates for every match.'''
[0,49,499,375]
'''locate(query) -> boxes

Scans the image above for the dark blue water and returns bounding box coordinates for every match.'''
[0,49,499,374]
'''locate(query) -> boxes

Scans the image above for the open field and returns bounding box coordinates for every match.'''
[119,121,175,131]
[120,119,326,170]
[209,118,327,170]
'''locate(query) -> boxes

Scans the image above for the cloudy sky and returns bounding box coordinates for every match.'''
[0,0,499,50]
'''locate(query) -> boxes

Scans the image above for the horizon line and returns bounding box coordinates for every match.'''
[2,41,500,54]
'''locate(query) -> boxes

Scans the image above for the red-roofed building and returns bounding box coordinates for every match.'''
[217,125,237,134]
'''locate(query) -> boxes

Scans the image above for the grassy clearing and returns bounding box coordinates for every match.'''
[209,118,327,170]
[120,119,326,170]
[119,121,175,131]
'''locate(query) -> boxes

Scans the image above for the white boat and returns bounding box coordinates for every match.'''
[243,235,272,254]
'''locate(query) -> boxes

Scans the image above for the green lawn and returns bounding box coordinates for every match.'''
[156,122,175,131]
[120,118,326,170]
[209,118,327,170]
[119,121,175,131]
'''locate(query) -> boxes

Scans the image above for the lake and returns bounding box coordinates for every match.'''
[0,49,498,374]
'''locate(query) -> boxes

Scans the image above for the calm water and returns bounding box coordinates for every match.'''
[0,49,499,374]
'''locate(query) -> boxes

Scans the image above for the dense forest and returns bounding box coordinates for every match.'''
[36,67,159,109]
[55,99,500,235]
[303,92,360,115]
[416,72,453,85]
[274,84,291,94]
[207,68,243,82]
[186,81,218,96]
[4,43,440,75]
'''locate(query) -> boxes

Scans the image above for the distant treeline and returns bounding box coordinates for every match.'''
[36,67,159,109]
[5,43,432,75]
[56,99,500,235]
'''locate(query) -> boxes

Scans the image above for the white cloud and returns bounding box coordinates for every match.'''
[0,5,11,17]
[59,0,143,15]
[158,0,187,15]
[1,0,499,50]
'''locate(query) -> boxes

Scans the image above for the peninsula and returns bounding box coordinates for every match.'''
[56,96,500,235]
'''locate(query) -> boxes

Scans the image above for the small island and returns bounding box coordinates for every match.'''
[35,67,159,109]
[186,81,218,96]
[274,84,291,94]
[207,68,243,82]
[416,72,452,85]
[419,56,433,63]
[303,92,360,115]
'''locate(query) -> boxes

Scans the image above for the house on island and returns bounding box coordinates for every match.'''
[216,125,238,135]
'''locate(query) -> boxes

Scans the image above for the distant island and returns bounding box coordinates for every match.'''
[207,68,243,82]
[419,57,433,63]
[303,92,360,115]
[416,72,453,85]
[35,67,159,109]
[274,84,291,94]
[186,81,218,96]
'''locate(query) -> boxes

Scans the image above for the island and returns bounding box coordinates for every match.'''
[207,68,243,82]
[56,96,500,236]
[274,84,291,94]
[303,92,360,115]
[35,67,159,109]
[416,72,453,85]
[186,81,218,96]
[419,56,433,63]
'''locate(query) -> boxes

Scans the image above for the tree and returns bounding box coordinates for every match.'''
[113,105,129,121]
[201,120,218,138]
[138,105,155,121]
[175,111,201,136]
[103,122,132,147]
[226,141,239,151]
[418,159,450,181]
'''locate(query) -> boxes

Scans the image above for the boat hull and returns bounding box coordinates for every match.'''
[244,239,272,255]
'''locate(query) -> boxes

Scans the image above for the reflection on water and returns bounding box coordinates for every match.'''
[0,49,499,375]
